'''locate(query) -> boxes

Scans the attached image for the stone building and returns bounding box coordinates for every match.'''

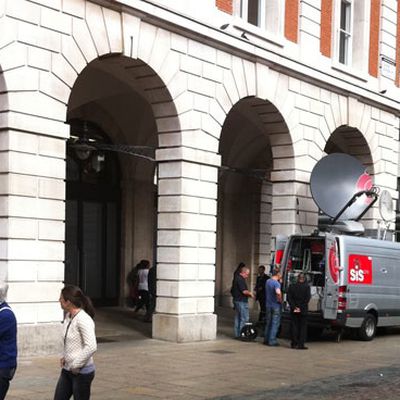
[0,0,399,354]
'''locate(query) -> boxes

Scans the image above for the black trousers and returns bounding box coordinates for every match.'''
[0,367,16,400]
[290,313,307,347]
[135,290,150,313]
[258,298,266,322]
[54,369,95,400]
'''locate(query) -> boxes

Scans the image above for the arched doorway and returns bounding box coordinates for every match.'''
[217,97,291,306]
[65,120,121,305]
[65,55,161,308]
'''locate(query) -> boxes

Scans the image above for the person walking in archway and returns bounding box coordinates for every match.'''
[134,260,151,316]
[126,264,139,308]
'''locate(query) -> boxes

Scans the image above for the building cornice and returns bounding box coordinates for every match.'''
[93,0,400,117]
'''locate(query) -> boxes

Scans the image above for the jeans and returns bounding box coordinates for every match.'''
[0,367,16,400]
[54,369,95,400]
[264,306,281,345]
[233,300,249,338]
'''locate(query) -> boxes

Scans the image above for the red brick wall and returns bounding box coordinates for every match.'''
[284,0,299,43]
[320,0,333,57]
[369,0,381,78]
[396,0,400,86]
[216,0,233,14]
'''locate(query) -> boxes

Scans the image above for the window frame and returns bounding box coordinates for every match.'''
[333,0,370,75]
[238,0,266,29]
[338,0,353,66]
[233,0,283,37]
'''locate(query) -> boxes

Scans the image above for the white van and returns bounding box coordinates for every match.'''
[280,232,400,341]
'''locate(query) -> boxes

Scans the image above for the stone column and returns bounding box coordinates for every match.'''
[0,129,67,355]
[152,148,220,342]
[270,160,318,244]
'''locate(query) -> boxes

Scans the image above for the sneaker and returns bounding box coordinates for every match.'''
[268,342,280,347]
[297,346,308,350]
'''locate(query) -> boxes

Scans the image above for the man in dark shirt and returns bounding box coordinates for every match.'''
[0,281,17,400]
[231,265,254,338]
[254,265,269,322]
[287,273,311,350]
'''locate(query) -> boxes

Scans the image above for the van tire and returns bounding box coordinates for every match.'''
[358,314,377,341]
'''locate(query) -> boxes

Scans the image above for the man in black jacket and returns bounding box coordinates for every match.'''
[254,265,269,323]
[287,273,311,350]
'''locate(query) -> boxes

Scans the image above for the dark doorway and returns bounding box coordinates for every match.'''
[65,120,121,306]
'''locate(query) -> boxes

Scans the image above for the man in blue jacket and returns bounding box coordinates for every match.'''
[0,281,17,400]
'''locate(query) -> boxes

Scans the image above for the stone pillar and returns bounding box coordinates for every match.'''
[152,149,220,342]
[255,181,273,267]
[270,162,318,242]
[0,129,67,355]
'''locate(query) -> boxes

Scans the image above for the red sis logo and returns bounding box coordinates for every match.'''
[348,254,373,284]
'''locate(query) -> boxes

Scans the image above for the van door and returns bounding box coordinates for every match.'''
[274,234,288,266]
[323,233,340,319]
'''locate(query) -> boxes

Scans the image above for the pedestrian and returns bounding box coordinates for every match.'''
[231,265,254,339]
[230,262,245,308]
[126,264,139,308]
[134,259,151,315]
[233,262,245,278]
[0,281,17,400]
[287,273,311,350]
[254,265,269,322]
[144,264,156,322]
[264,268,282,346]
[54,285,97,400]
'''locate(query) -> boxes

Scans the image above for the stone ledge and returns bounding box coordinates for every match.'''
[18,323,62,357]
[152,313,217,342]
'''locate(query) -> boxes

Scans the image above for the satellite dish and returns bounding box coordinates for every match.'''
[379,190,394,222]
[310,153,375,221]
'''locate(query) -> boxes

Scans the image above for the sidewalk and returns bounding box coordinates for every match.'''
[7,308,400,399]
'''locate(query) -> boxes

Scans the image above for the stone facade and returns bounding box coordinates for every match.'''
[0,0,399,354]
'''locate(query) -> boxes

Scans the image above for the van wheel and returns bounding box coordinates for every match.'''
[358,314,376,341]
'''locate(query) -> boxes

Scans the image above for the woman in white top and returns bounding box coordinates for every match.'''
[54,285,97,400]
[134,259,150,315]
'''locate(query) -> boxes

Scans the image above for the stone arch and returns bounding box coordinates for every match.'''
[216,94,294,306]
[64,47,184,305]
[60,3,182,135]
[325,125,374,171]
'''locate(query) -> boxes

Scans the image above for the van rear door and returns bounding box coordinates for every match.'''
[323,233,340,319]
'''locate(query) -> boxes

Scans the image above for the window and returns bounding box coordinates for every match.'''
[338,0,352,65]
[240,0,265,28]
[334,0,370,72]
[234,0,282,35]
